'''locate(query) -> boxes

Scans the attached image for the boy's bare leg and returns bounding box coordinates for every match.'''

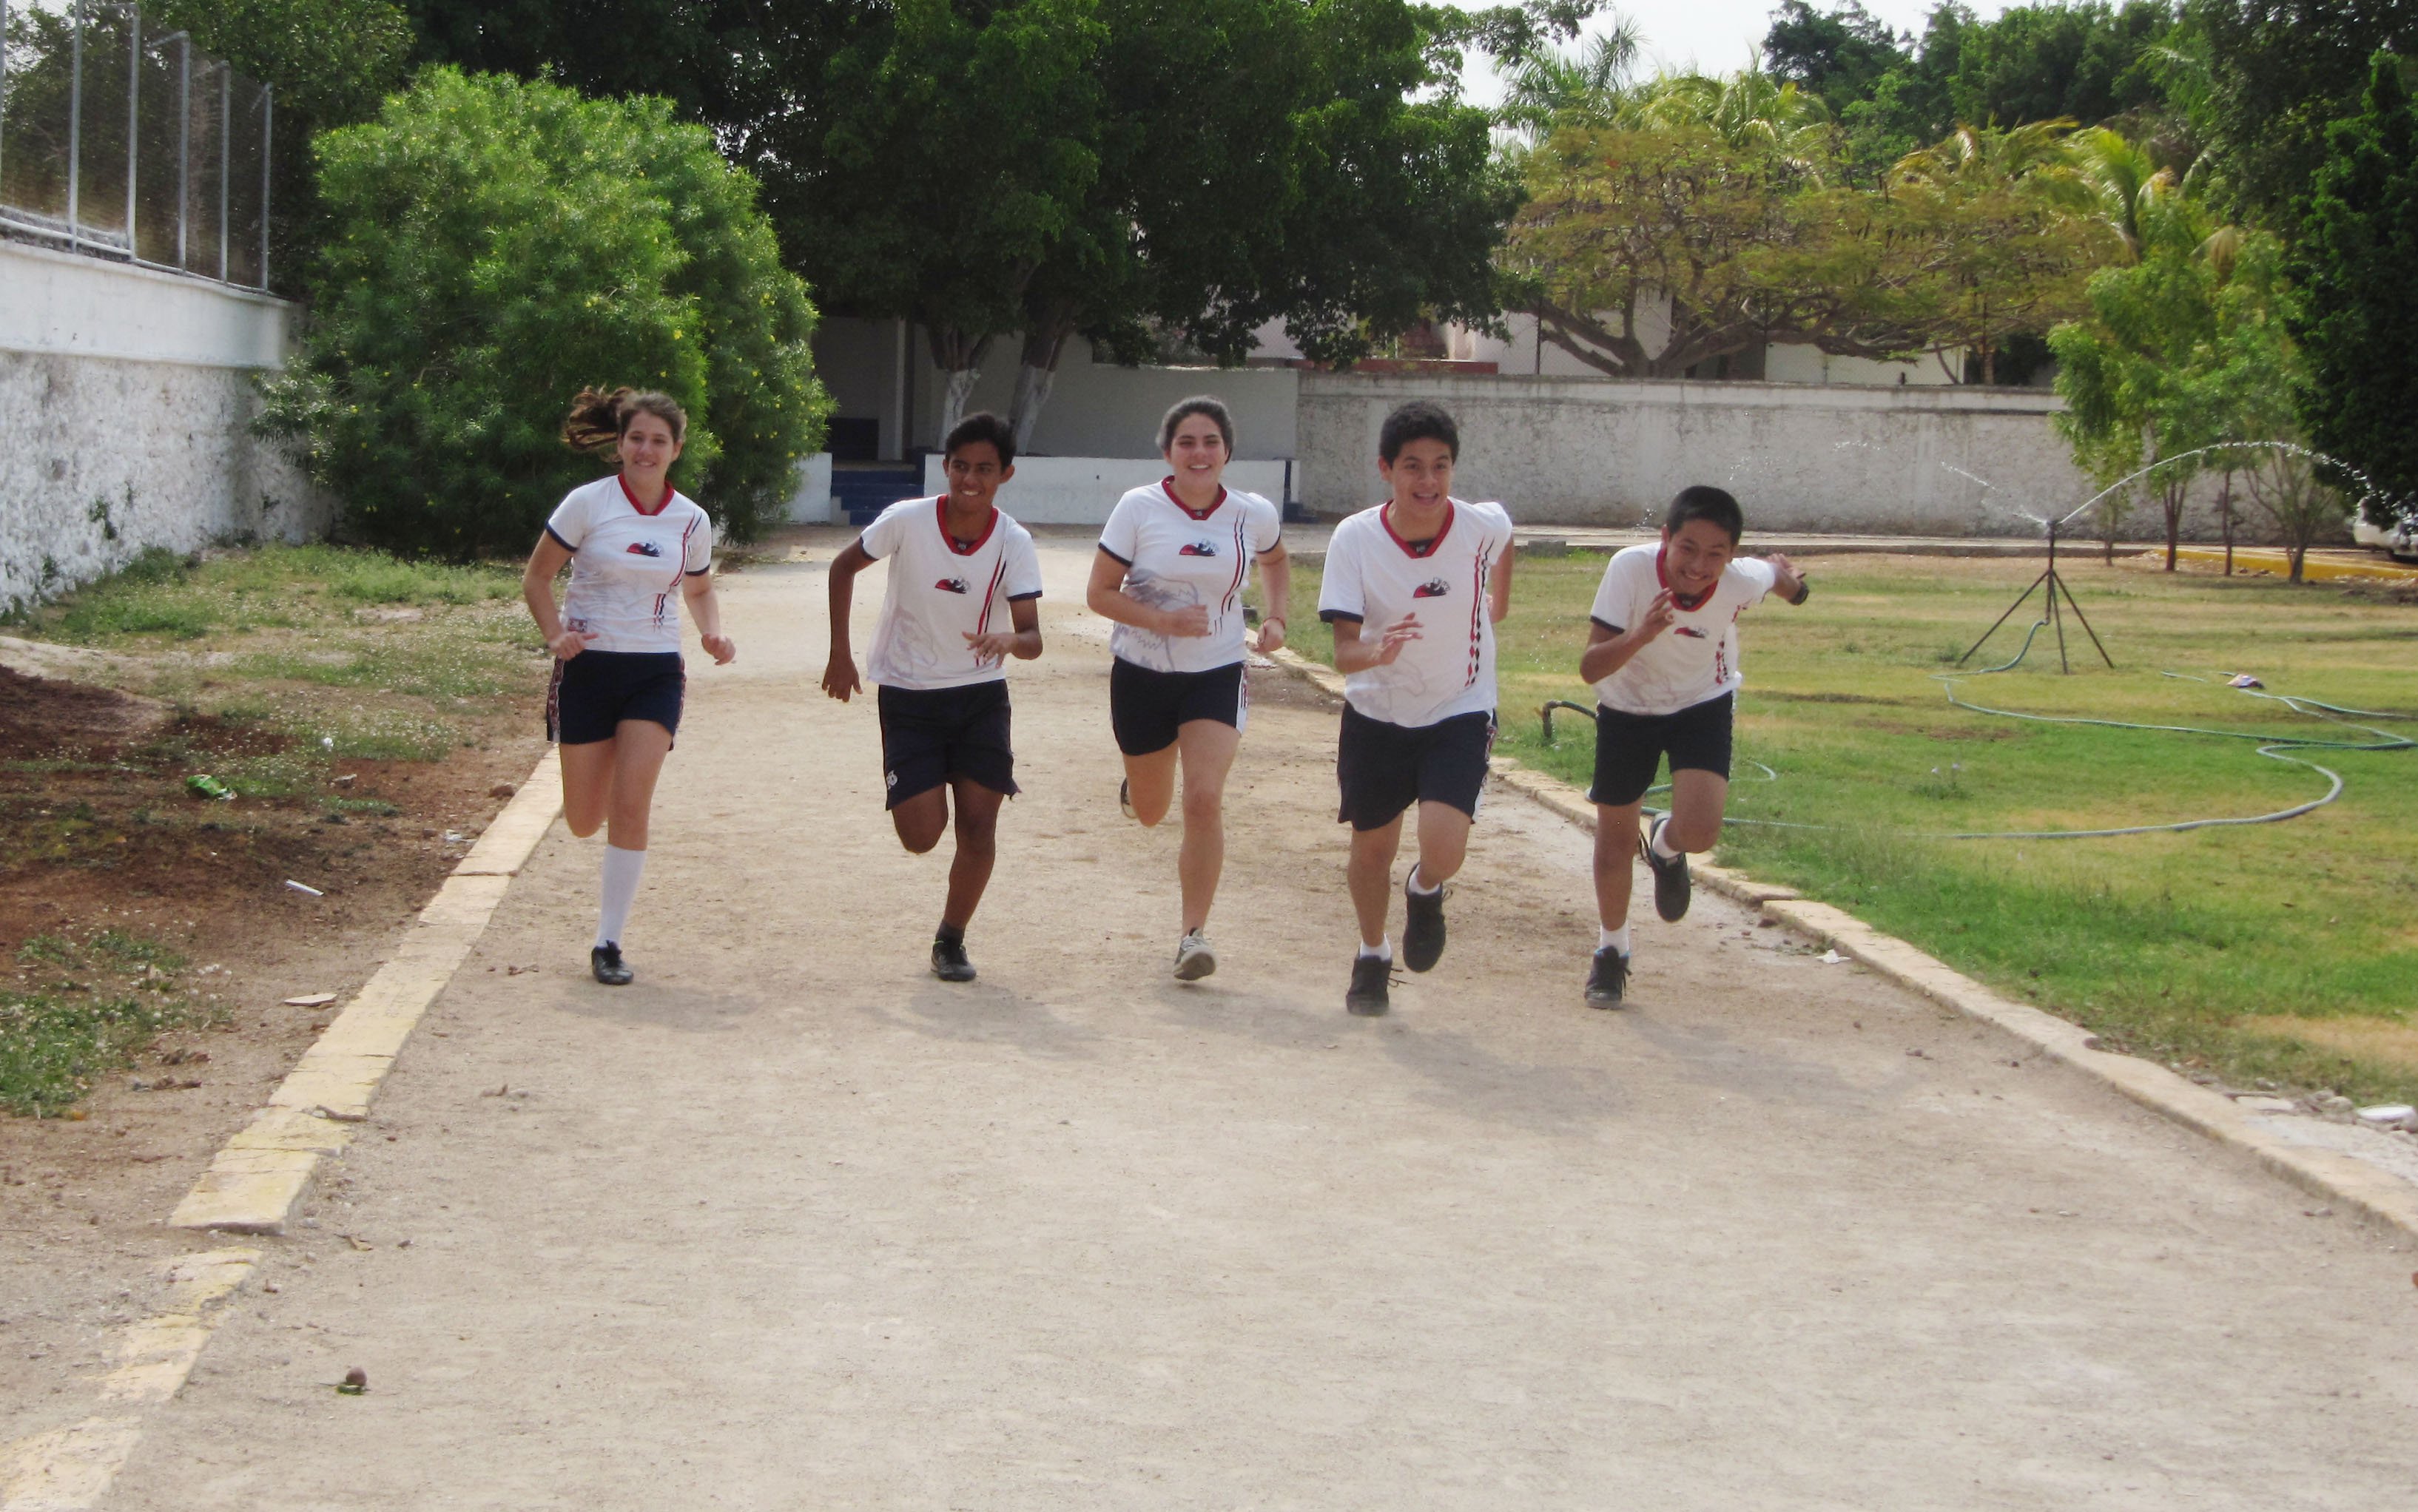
[1660,769,1731,854]
[1347,817,1405,948]
[941,779,1006,932]
[1592,800,1646,928]
[890,786,949,855]
[1410,800,1473,888]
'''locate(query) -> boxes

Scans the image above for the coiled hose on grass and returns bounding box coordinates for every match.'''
[1540,617,2415,841]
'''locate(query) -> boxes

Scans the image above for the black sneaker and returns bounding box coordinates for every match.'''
[590,943,633,987]
[930,936,977,983]
[1640,818,1691,922]
[1346,954,1393,1016]
[1584,946,1629,1008]
[1402,876,1448,973]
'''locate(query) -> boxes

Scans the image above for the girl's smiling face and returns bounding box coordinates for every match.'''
[1164,414,1229,487]
[619,411,682,474]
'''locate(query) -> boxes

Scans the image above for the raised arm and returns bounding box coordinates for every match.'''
[522,534,593,661]
[1765,551,1810,606]
[1253,541,1290,655]
[681,568,735,664]
[1087,549,1208,638]
[821,539,874,700]
[1577,590,1676,685]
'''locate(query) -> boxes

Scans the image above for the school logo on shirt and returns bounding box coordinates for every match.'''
[934,577,971,595]
[1178,541,1219,557]
[1412,578,1452,598]
[624,541,664,558]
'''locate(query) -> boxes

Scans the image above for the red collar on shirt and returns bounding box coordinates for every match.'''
[1160,477,1227,522]
[619,472,673,517]
[935,495,999,556]
[1381,499,1454,558]
[1654,546,1718,612]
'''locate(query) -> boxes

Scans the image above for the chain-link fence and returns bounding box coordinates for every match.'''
[1,0,271,288]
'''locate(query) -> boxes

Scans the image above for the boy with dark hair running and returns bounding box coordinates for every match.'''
[823,412,1043,983]
[1580,485,1807,1007]
[1318,400,1514,1016]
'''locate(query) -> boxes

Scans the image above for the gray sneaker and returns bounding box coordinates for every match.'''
[1173,928,1216,981]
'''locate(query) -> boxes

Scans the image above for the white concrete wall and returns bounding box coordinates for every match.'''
[787,453,835,524]
[909,336,1300,461]
[920,456,1292,527]
[1453,308,1962,387]
[809,317,909,459]
[1,241,328,611]
[1298,371,2142,536]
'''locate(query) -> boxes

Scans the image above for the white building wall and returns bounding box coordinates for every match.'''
[909,335,1299,461]
[1,241,329,611]
[1297,370,2131,535]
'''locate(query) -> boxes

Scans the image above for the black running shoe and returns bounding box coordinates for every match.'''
[1402,876,1448,973]
[1584,946,1629,1008]
[1640,818,1692,922]
[1346,954,1392,1016]
[930,937,977,983]
[590,943,633,987]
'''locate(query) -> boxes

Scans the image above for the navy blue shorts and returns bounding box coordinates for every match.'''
[547,650,684,746]
[1589,692,1734,806]
[878,681,1018,809]
[1336,703,1495,830]
[1109,658,1247,756]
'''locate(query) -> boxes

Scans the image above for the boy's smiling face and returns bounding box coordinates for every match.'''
[1661,518,1739,596]
[1379,438,1455,511]
[944,440,1012,512]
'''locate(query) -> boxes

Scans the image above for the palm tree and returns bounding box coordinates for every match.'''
[1500,24,1643,138]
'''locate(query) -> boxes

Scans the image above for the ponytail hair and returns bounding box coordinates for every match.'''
[562,386,689,455]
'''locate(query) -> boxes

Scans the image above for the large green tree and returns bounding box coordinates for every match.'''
[2287,51,2418,528]
[260,69,829,555]
[2190,0,2417,223]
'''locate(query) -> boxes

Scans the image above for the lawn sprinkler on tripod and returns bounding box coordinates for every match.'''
[1942,464,2114,673]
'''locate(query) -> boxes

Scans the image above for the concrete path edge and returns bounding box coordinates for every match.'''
[1267,649,2418,1243]
[168,748,564,1235]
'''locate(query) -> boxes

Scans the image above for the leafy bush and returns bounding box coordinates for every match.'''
[262,68,831,556]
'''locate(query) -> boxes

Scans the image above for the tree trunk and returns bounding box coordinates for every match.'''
[2219,470,2235,576]
[1010,315,1077,455]
[926,328,994,442]
[2162,479,2184,571]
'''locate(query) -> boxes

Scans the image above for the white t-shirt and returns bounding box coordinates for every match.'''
[1318,499,1515,728]
[858,496,1043,691]
[1588,543,1777,715]
[545,475,714,655]
[1097,481,1285,674]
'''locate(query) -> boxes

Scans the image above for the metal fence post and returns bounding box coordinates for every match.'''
[175,30,187,269]
[215,58,226,281]
[67,0,84,248]
[124,4,138,255]
[257,84,269,288]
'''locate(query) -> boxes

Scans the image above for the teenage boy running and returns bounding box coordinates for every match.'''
[1318,401,1515,1016]
[822,412,1044,983]
[1580,485,1806,1007]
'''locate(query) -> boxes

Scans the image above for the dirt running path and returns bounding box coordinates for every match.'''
[105,539,2415,1508]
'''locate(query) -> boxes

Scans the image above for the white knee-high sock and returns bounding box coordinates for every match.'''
[1649,819,1683,862]
[597,846,645,950]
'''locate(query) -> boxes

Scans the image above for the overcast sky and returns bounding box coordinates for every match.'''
[1449,0,2015,104]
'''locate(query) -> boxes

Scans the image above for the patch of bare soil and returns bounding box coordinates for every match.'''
[0,664,544,1431]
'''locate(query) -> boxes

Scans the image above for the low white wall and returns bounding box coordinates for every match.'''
[1,241,327,611]
[920,456,1292,527]
[787,453,835,523]
[1298,371,2192,536]
[910,338,1301,460]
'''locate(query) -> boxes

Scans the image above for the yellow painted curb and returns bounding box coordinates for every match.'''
[169,769,560,1234]
[1266,649,2418,1242]
[2169,547,2417,584]
[1,1248,258,1512]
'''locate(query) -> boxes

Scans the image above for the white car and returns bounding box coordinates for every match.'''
[2353,510,2417,562]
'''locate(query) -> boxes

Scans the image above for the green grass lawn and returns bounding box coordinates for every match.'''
[1270,547,2418,1103]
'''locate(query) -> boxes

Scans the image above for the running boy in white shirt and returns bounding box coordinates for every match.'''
[1579,485,1807,1007]
[1318,401,1514,1016]
[823,413,1044,983]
